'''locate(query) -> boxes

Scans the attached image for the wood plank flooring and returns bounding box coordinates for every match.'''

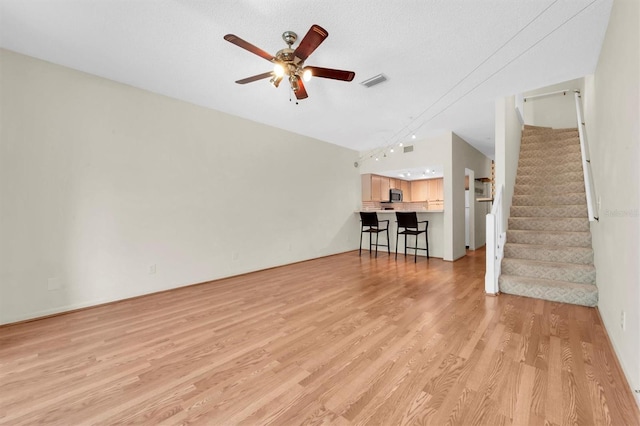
[1,249,638,425]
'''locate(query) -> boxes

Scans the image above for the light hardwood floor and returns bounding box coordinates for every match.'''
[1,249,638,425]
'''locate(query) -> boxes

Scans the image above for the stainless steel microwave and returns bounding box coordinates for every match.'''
[389,188,403,202]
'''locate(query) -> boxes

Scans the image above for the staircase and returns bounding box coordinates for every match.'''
[499,125,598,306]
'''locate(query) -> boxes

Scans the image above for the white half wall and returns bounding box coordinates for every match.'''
[583,0,640,402]
[0,49,361,325]
[494,95,523,230]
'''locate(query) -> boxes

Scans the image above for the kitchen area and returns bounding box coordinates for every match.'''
[356,131,493,261]
[358,168,491,260]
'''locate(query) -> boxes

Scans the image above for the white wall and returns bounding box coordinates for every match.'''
[494,95,523,230]
[0,49,361,324]
[583,0,640,401]
[523,78,584,128]
[450,134,492,258]
[358,133,451,174]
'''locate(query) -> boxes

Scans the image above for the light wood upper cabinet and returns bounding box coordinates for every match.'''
[361,174,417,203]
[427,178,443,201]
[405,178,444,207]
[361,174,372,201]
[362,174,392,201]
[380,177,391,201]
[371,174,383,201]
[399,180,409,201]
[411,180,429,201]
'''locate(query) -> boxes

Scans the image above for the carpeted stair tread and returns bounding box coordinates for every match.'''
[506,230,592,247]
[504,242,593,264]
[511,204,587,218]
[501,258,596,284]
[508,217,589,232]
[514,181,585,195]
[518,153,583,167]
[521,136,580,148]
[519,146,581,157]
[512,193,587,206]
[522,127,577,136]
[520,138,580,157]
[499,275,597,306]
[517,162,583,176]
[516,172,584,186]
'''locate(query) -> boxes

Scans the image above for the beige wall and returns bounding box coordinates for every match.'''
[522,78,584,128]
[0,49,361,324]
[451,133,492,259]
[583,0,640,400]
[494,95,523,230]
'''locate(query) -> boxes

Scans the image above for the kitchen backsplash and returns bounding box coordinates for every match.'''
[362,201,437,211]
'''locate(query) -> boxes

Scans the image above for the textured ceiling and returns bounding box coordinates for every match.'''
[0,0,613,159]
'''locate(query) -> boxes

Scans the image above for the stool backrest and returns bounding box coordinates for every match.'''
[395,211,418,229]
[359,212,379,227]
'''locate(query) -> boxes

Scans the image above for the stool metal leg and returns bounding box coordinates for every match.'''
[374,230,379,257]
[386,227,390,254]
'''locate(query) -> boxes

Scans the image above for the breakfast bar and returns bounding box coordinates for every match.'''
[357,209,444,258]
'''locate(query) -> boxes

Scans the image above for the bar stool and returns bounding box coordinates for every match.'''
[359,212,390,257]
[395,212,429,262]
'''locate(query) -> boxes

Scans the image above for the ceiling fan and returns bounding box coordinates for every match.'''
[223,25,355,100]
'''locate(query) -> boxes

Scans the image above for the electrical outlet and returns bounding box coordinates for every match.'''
[149,264,156,274]
[620,310,626,331]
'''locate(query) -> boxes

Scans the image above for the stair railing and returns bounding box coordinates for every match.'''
[574,90,599,221]
[521,88,598,222]
[485,184,504,295]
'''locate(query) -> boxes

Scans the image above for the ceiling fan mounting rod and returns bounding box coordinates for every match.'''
[281,31,297,46]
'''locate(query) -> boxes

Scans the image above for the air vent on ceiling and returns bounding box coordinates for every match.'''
[403,145,414,153]
[360,73,388,88]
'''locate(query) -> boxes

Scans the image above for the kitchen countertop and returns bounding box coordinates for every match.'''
[357,209,444,213]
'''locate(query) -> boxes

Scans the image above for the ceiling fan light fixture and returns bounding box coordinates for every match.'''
[270,75,283,88]
[273,63,285,77]
[289,75,300,92]
[302,68,312,82]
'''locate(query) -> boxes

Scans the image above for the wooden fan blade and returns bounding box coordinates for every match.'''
[295,79,309,100]
[224,34,274,62]
[306,66,355,82]
[235,72,273,84]
[293,24,328,62]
